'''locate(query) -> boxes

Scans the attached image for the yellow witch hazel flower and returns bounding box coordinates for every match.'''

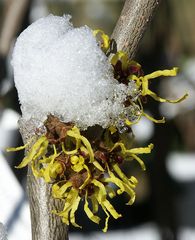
[7,29,187,232]
[94,29,188,128]
[7,115,153,232]
[93,29,111,53]
[111,50,188,127]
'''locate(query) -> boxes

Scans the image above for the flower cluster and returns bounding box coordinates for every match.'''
[7,29,187,232]
[93,30,188,133]
[8,115,153,232]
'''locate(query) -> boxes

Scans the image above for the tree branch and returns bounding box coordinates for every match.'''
[18,1,161,239]
[19,121,69,240]
[0,0,30,56]
[27,168,69,240]
[112,0,161,59]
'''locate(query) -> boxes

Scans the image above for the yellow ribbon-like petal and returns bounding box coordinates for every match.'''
[147,89,188,103]
[71,155,85,173]
[111,51,129,70]
[105,163,125,195]
[91,195,99,214]
[84,191,100,224]
[54,188,78,226]
[70,195,82,228]
[52,181,72,199]
[62,126,81,154]
[110,142,153,170]
[142,112,165,123]
[126,143,154,154]
[105,164,136,205]
[94,186,121,232]
[102,205,110,233]
[106,186,116,199]
[41,145,62,182]
[67,126,95,163]
[112,163,138,188]
[93,29,110,52]
[16,136,48,169]
[79,164,91,189]
[91,179,107,202]
[144,67,178,80]
[6,141,31,152]
[111,142,153,155]
[133,67,188,105]
[103,199,122,219]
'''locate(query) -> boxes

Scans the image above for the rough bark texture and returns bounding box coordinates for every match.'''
[27,168,69,240]
[19,121,69,240]
[112,0,161,59]
[20,1,161,239]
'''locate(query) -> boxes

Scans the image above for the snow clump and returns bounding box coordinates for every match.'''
[12,15,129,129]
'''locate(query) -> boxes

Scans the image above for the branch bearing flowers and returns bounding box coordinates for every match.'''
[8,15,187,232]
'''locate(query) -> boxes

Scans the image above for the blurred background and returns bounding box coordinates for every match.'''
[0,0,195,239]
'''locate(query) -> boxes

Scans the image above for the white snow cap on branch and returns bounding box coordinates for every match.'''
[12,14,129,129]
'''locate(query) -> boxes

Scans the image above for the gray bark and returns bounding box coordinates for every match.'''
[0,0,30,56]
[19,0,161,239]
[27,168,69,240]
[19,120,69,240]
[112,0,161,59]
